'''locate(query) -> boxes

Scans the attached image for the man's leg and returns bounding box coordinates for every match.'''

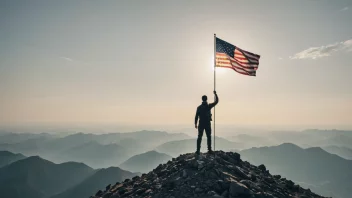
[205,123,212,151]
[197,125,205,153]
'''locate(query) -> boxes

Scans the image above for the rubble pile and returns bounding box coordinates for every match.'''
[92,151,327,198]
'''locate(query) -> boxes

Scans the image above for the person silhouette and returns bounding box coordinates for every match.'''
[194,91,219,155]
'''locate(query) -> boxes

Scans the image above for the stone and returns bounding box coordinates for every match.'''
[258,164,266,172]
[135,188,146,195]
[91,151,327,198]
[221,190,229,197]
[232,152,241,160]
[182,169,188,178]
[132,176,140,181]
[124,178,131,183]
[118,187,127,195]
[95,190,103,196]
[229,180,251,196]
[105,184,111,191]
[254,192,275,198]
[213,183,223,194]
[102,192,112,198]
[195,188,203,193]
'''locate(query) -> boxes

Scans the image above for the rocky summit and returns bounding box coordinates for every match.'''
[91,151,328,198]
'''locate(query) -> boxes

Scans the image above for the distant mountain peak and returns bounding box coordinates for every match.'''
[304,147,332,156]
[119,150,172,173]
[94,151,326,198]
[0,150,13,155]
[0,150,23,156]
[143,150,164,154]
[9,155,55,168]
[0,150,26,168]
[277,142,302,149]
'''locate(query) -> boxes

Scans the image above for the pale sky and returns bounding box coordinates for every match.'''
[0,0,351,128]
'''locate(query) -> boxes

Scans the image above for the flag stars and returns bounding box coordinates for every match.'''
[215,37,260,76]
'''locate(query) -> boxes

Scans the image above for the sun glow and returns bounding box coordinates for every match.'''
[211,56,228,74]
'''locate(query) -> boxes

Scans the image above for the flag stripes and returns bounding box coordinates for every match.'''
[215,37,260,76]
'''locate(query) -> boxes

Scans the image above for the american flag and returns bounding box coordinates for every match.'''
[216,37,260,76]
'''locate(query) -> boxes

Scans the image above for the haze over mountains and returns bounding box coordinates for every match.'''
[120,150,172,173]
[0,130,190,168]
[0,129,351,198]
[0,150,26,167]
[0,156,94,198]
[52,167,137,198]
[322,145,352,160]
[0,151,138,198]
[240,143,352,198]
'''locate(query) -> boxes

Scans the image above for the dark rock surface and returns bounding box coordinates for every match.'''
[91,151,328,198]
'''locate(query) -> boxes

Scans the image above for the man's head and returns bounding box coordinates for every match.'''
[202,95,207,102]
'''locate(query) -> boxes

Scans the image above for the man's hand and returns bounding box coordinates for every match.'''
[195,124,198,129]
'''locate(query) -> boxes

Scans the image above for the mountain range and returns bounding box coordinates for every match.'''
[0,131,190,168]
[56,141,129,168]
[119,150,172,173]
[0,156,94,198]
[0,151,139,198]
[322,145,352,160]
[51,167,137,198]
[0,150,26,167]
[240,143,352,198]
[0,130,351,198]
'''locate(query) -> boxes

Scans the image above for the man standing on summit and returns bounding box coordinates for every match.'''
[195,91,219,155]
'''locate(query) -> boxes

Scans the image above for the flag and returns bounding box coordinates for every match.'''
[216,37,260,76]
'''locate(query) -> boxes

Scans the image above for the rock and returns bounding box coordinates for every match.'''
[229,180,251,196]
[91,151,327,198]
[285,179,294,188]
[143,189,152,196]
[162,180,176,189]
[258,164,266,172]
[95,190,103,196]
[105,184,111,191]
[233,166,250,179]
[118,187,127,195]
[195,188,203,193]
[123,178,131,183]
[132,176,140,181]
[254,192,275,198]
[190,159,199,169]
[250,174,257,181]
[102,192,112,198]
[213,182,223,193]
[198,161,205,169]
[182,169,187,178]
[232,152,241,160]
[135,188,146,195]
[264,176,275,184]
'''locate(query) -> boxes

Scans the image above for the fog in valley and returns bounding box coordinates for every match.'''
[0,126,351,198]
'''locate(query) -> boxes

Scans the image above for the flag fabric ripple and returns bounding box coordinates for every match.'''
[216,37,260,76]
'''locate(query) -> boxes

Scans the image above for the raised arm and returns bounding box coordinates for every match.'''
[208,91,219,109]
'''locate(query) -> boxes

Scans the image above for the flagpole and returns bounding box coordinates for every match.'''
[213,33,216,152]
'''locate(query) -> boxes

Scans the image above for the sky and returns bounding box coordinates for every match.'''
[0,0,351,129]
